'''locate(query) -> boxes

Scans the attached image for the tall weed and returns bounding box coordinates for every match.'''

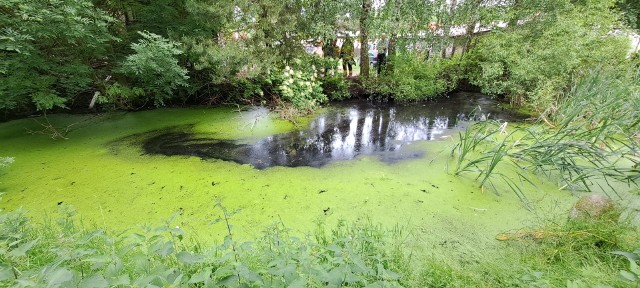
[450,67,640,201]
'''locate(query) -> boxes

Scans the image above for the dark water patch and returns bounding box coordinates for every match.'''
[123,93,524,169]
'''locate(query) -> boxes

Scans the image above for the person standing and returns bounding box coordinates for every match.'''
[377,34,389,75]
[340,35,355,77]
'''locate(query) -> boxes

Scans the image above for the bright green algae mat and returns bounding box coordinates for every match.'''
[0,107,576,245]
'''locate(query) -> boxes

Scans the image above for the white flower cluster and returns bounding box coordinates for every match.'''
[278,64,325,109]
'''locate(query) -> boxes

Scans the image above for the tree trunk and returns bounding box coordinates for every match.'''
[359,0,371,79]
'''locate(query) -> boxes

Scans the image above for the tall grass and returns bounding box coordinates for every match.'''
[450,66,640,201]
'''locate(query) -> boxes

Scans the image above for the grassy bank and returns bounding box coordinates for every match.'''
[0,202,638,287]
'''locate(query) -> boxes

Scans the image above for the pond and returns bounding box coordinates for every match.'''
[138,92,524,169]
[0,92,568,246]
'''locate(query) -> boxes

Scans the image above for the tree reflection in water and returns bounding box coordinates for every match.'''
[142,93,523,169]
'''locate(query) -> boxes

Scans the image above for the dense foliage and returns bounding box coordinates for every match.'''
[116,31,189,106]
[0,0,115,113]
[367,55,463,101]
[617,0,640,30]
[0,0,637,117]
[464,0,629,111]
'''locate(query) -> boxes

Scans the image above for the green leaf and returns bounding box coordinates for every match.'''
[326,267,345,286]
[0,265,14,282]
[611,251,640,261]
[155,241,174,257]
[188,269,211,284]
[364,282,386,288]
[620,270,638,282]
[176,251,203,265]
[133,275,157,287]
[288,277,307,288]
[214,265,235,279]
[326,244,342,252]
[79,274,108,288]
[630,260,640,275]
[237,264,261,283]
[83,255,112,264]
[8,239,38,257]
[217,275,239,286]
[109,275,130,286]
[45,267,74,287]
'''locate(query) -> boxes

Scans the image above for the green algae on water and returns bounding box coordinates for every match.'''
[0,101,575,247]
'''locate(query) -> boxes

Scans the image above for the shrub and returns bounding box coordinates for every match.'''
[321,75,351,101]
[95,83,145,110]
[117,31,189,107]
[0,0,115,114]
[367,54,462,102]
[464,0,629,111]
[261,58,327,114]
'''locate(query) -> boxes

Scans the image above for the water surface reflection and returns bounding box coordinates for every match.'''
[142,93,522,169]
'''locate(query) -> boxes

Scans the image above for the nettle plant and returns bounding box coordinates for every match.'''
[276,61,326,111]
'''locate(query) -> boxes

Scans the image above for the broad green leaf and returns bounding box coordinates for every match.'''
[364,282,386,288]
[326,244,342,252]
[217,275,239,286]
[79,274,108,288]
[176,251,203,265]
[611,251,640,261]
[83,255,112,264]
[170,273,184,286]
[45,267,74,287]
[109,275,130,286]
[133,275,157,287]
[288,277,307,288]
[188,269,211,284]
[620,270,638,282]
[0,265,14,282]
[326,267,345,286]
[237,264,261,283]
[214,265,235,279]
[630,261,640,275]
[8,239,38,258]
[155,241,174,257]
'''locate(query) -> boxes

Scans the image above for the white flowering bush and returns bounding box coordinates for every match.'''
[277,62,326,111]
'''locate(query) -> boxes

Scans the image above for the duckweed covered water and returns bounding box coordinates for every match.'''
[0,92,572,247]
[136,93,524,169]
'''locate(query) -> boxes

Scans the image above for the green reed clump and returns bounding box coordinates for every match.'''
[450,66,640,201]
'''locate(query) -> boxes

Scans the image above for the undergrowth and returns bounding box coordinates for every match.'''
[0,200,638,287]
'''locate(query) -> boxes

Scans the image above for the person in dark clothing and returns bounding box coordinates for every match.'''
[377,34,389,75]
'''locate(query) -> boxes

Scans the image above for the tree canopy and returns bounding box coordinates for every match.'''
[0,0,636,117]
